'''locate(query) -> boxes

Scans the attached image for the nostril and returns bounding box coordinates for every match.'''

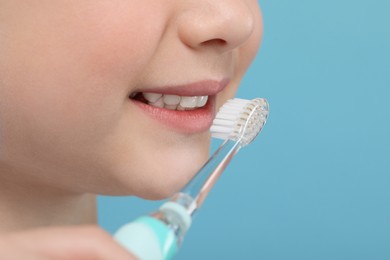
[200,38,227,48]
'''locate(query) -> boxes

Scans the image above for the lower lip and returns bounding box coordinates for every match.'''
[130,96,216,134]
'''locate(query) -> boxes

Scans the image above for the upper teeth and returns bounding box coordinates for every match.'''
[142,93,208,110]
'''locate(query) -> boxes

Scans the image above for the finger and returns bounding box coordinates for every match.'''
[0,237,45,260]
[7,225,137,260]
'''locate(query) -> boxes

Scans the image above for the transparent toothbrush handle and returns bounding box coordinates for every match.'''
[177,139,242,213]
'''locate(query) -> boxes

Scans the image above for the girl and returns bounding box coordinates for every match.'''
[0,0,263,258]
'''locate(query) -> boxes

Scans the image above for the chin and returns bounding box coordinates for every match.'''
[107,159,207,200]
[98,135,211,200]
[140,151,210,200]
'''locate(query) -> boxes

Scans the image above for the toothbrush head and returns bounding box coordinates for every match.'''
[210,98,269,147]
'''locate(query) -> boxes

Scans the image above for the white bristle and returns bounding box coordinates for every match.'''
[210,98,269,146]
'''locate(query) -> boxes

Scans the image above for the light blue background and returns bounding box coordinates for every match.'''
[99,1,390,259]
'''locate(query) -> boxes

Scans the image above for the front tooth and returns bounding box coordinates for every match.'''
[180,96,198,108]
[165,104,178,110]
[144,93,162,103]
[150,97,164,108]
[197,96,208,107]
[163,94,181,105]
[177,105,186,111]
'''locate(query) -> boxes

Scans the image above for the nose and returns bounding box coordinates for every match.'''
[177,0,255,53]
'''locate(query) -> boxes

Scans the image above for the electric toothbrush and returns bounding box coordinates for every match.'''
[114,98,269,260]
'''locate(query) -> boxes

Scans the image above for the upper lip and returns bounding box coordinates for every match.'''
[133,79,230,96]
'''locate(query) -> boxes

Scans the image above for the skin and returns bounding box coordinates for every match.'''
[0,226,136,259]
[0,0,263,257]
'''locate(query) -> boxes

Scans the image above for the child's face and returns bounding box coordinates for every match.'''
[0,1,263,199]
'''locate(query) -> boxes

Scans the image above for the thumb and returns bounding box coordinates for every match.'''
[6,225,137,260]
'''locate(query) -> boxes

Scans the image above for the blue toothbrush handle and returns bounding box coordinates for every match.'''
[114,202,192,260]
[114,216,178,260]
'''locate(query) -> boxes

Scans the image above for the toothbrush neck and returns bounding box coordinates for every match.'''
[173,139,242,215]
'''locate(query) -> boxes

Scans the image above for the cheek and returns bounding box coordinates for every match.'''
[74,3,166,80]
[0,1,168,181]
[0,1,169,142]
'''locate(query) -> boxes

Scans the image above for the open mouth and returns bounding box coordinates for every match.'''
[128,92,215,133]
[130,92,209,111]
[127,79,229,133]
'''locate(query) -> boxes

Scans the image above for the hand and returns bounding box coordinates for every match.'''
[0,225,136,259]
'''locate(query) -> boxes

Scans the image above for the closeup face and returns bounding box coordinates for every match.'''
[0,1,263,199]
